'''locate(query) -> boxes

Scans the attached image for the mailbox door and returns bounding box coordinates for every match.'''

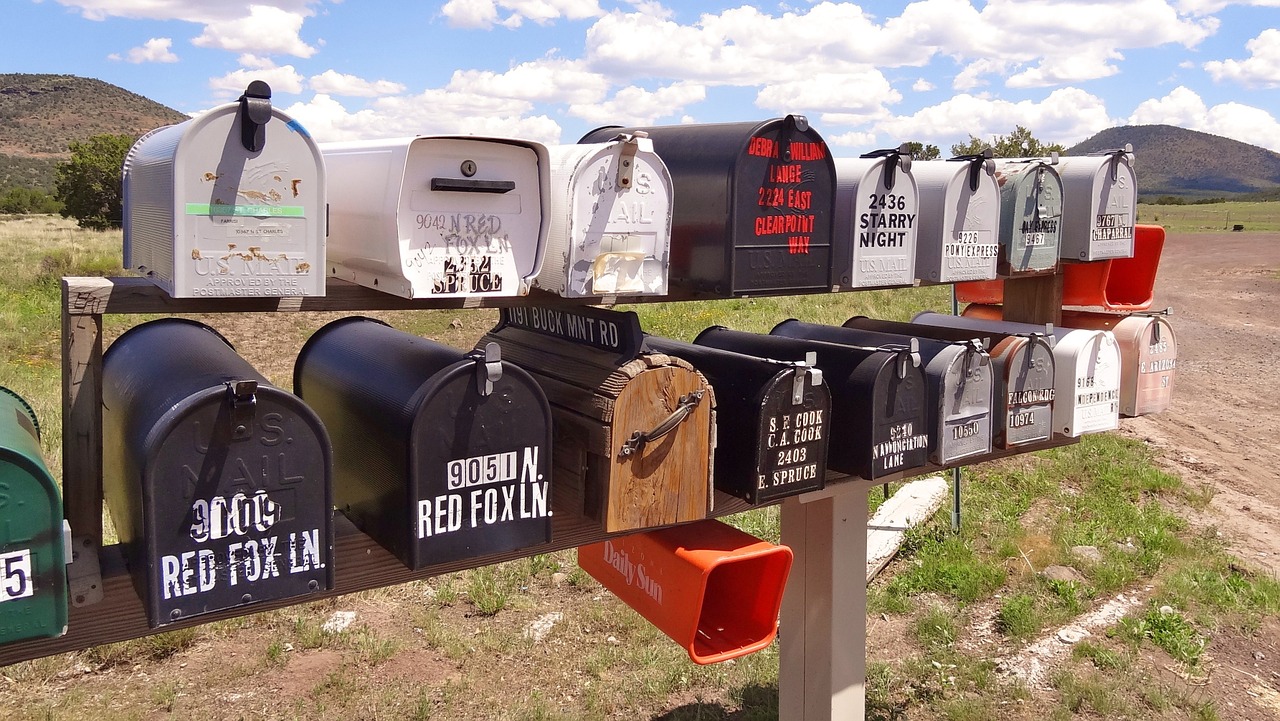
[995,161,1062,275]
[859,357,930,478]
[1132,317,1176,416]
[1058,153,1136,261]
[995,336,1057,448]
[912,159,1001,283]
[835,154,920,289]
[928,349,994,463]
[1060,330,1121,436]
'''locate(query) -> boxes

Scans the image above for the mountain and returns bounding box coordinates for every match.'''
[1067,124,1280,200]
[0,73,187,191]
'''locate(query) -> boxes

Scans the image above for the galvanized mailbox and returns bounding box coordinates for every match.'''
[693,327,928,481]
[536,135,673,297]
[917,312,1121,436]
[1060,310,1176,416]
[844,317,1057,449]
[994,157,1063,276]
[0,387,68,645]
[103,319,333,627]
[834,145,920,289]
[294,317,552,569]
[643,336,830,503]
[579,116,836,297]
[772,320,994,465]
[321,135,550,298]
[912,153,1002,284]
[123,81,326,299]
[1057,148,1137,261]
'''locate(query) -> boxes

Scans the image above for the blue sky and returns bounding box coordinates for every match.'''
[5,0,1279,154]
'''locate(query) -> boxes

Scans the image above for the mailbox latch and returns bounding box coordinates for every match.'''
[237,80,272,153]
[860,144,913,192]
[475,342,503,396]
[949,149,994,192]
[226,380,258,438]
[791,351,823,405]
[614,132,650,190]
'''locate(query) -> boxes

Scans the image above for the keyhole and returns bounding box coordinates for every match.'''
[461,160,477,177]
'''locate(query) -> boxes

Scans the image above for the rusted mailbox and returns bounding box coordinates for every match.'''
[0,387,68,644]
[321,135,550,298]
[844,317,1057,449]
[1059,310,1176,416]
[994,157,1063,276]
[693,327,928,480]
[918,312,1121,436]
[643,336,830,503]
[1057,148,1137,261]
[480,307,713,533]
[912,153,1002,283]
[579,116,836,297]
[103,319,333,627]
[294,318,552,568]
[123,81,326,298]
[772,320,994,465]
[536,135,672,297]
[834,145,920,289]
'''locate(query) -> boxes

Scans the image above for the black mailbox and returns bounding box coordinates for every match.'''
[643,336,831,503]
[692,327,928,480]
[580,116,836,297]
[294,317,552,569]
[103,319,333,627]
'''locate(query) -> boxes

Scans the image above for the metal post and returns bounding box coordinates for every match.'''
[950,285,963,534]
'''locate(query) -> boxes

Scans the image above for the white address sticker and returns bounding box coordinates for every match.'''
[1,549,34,602]
[447,451,519,490]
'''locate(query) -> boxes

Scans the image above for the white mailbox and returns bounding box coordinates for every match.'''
[912,153,1001,284]
[536,134,672,298]
[122,81,326,298]
[1057,148,1137,261]
[321,136,550,298]
[834,146,919,289]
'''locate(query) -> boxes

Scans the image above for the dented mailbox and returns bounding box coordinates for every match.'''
[1057,148,1137,261]
[834,145,920,289]
[103,319,333,627]
[321,135,550,298]
[579,116,836,297]
[123,81,327,298]
[294,317,553,568]
[536,135,672,297]
[912,153,1002,284]
[994,158,1063,276]
[1059,310,1176,416]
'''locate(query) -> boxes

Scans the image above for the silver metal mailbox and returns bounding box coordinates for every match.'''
[536,135,672,298]
[834,146,919,289]
[321,135,550,298]
[912,154,1001,284]
[1057,148,1137,261]
[123,81,326,298]
[994,158,1063,276]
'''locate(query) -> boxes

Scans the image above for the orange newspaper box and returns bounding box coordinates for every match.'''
[578,520,793,665]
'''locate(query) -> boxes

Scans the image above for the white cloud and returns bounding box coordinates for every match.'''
[210,65,306,97]
[912,78,935,92]
[238,54,277,70]
[567,82,705,126]
[282,92,563,145]
[310,70,406,97]
[446,59,609,105]
[755,70,901,117]
[1174,0,1280,14]
[1204,28,1280,88]
[441,0,603,29]
[109,37,178,63]
[1128,85,1280,152]
[192,5,316,57]
[53,0,319,22]
[827,130,880,149]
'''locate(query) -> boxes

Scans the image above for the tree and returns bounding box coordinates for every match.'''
[54,133,135,230]
[904,141,941,160]
[950,125,1066,158]
[0,187,62,215]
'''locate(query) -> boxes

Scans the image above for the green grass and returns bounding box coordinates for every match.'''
[1136,200,1280,232]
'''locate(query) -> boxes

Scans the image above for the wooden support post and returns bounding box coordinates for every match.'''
[61,280,105,605]
[1001,273,1064,326]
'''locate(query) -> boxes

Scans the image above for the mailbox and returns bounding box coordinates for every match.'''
[1056,148,1137,261]
[993,158,1063,276]
[916,312,1121,436]
[643,336,830,503]
[536,135,672,297]
[834,145,920,289]
[0,387,68,644]
[772,321,994,465]
[103,319,333,627]
[294,317,552,568]
[480,307,714,533]
[321,135,550,298]
[580,116,836,297]
[912,153,1002,284]
[693,327,928,480]
[123,81,326,299]
[1059,310,1176,417]
[843,317,1057,449]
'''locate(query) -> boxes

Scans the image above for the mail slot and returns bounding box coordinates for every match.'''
[834,145,920,289]
[536,135,672,297]
[1057,148,1136,261]
[321,135,550,298]
[1059,310,1176,416]
[123,81,326,298]
[0,387,68,644]
[643,336,830,503]
[772,321,994,465]
[480,307,713,533]
[912,153,1002,284]
[579,116,836,297]
[915,312,1121,436]
[994,158,1063,276]
[294,317,552,568]
[693,327,928,480]
[843,317,1056,449]
[103,319,333,627]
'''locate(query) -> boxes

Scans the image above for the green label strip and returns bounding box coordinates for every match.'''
[185,203,305,217]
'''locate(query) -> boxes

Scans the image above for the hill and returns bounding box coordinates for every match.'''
[0,73,187,191]
[1067,124,1280,200]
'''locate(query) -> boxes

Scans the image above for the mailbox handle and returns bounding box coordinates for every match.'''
[238,81,272,153]
[431,177,516,194]
[619,390,704,457]
[948,149,994,192]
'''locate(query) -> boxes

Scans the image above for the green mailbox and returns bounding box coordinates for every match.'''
[0,386,69,644]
